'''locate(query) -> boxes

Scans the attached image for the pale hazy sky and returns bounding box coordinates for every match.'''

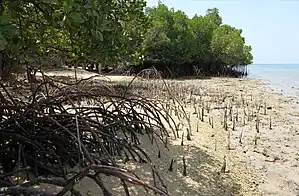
[146,0,299,64]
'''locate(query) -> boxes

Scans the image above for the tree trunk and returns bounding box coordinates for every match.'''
[97,63,102,74]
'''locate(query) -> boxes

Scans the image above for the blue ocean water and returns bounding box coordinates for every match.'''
[247,64,299,97]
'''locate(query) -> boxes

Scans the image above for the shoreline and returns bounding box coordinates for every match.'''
[26,70,299,195]
[193,76,299,196]
[128,76,299,196]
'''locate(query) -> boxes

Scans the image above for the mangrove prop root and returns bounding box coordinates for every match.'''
[0,74,176,196]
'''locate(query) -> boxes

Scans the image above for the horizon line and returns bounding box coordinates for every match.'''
[251,63,299,65]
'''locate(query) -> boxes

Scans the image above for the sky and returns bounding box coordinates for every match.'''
[146,0,299,64]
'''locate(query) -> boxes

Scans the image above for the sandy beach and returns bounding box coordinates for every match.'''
[119,76,299,196]
[2,1,298,195]
[177,77,299,196]
[25,69,299,195]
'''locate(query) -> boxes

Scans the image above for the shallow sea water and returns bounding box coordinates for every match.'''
[247,64,299,98]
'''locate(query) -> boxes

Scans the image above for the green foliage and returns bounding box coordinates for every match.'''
[205,8,222,27]
[143,3,194,64]
[189,15,216,63]
[0,0,148,68]
[0,0,253,77]
[140,3,253,77]
[243,45,253,65]
[211,24,245,66]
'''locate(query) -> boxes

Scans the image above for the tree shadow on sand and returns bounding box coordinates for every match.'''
[65,136,241,196]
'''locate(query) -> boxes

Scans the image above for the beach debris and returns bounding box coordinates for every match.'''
[168,159,174,172]
[220,155,227,173]
[182,157,187,176]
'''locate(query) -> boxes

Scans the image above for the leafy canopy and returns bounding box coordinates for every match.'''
[0,0,253,77]
[0,0,148,65]
[142,2,253,75]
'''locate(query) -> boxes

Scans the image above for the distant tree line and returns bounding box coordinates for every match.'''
[131,3,253,78]
[0,0,253,79]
